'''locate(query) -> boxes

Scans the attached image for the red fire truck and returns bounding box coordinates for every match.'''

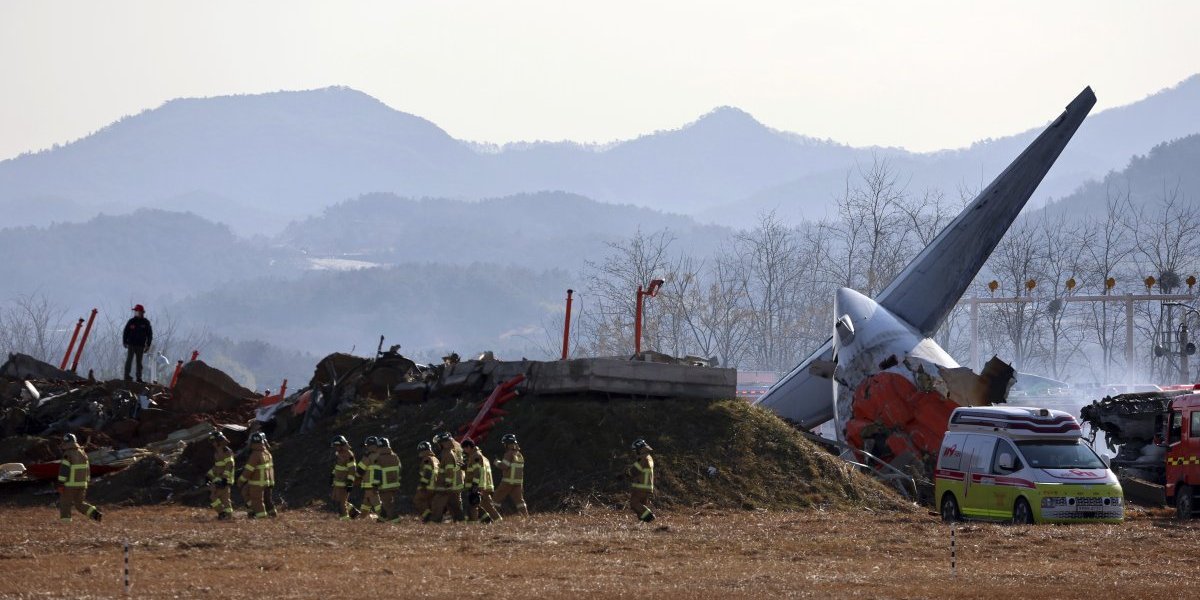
[1080,388,1200,518]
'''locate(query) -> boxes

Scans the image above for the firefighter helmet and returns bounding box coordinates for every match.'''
[417,441,433,452]
[62,433,77,444]
[632,438,652,451]
[376,437,390,448]
[364,436,378,447]
[501,433,518,445]
[210,431,229,443]
[331,435,348,447]
[249,432,267,444]
[461,438,476,448]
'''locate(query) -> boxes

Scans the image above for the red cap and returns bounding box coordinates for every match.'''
[132,304,145,312]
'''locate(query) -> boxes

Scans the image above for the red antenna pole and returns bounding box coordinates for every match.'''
[561,289,574,360]
[70,309,98,372]
[60,318,84,370]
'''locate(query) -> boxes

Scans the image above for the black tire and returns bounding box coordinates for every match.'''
[1176,485,1194,520]
[1012,497,1035,525]
[940,493,961,523]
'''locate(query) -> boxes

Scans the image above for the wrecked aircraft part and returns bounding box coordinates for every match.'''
[756,86,1096,429]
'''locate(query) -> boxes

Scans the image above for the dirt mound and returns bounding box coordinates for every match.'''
[271,397,910,513]
[90,456,195,505]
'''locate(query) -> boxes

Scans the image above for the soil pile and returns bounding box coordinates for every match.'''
[271,396,910,512]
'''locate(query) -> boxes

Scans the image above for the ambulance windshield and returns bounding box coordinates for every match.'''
[1015,440,1106,469]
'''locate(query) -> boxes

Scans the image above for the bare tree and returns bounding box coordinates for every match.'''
[1077,188,1136,382]
[577,229,677,357]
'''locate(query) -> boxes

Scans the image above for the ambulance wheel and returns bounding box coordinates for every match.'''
[1175,485,1194,520]
[1012,498,1034,525]
[940,493,961,522]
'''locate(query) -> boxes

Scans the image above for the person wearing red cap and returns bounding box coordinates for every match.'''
[123,304,153,383]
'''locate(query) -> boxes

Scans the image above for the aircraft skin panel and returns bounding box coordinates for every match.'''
[755,338,834,428]
[754,87,1096,429]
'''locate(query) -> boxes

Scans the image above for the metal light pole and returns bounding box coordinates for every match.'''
[634,279,664,356]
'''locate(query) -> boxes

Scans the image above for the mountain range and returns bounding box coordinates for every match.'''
[3,76,1199,234]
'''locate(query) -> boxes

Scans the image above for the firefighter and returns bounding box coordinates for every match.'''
[206,431,235,520]
[262,436,279,517]
[414,441,439,522]
[237,432,274,519]
[493,433,528,517]
[628,438,655,522]
[355,436,381,518]
[462,439,501,523]
[429,432,464,522]
[56,433,102,522]
[375,437,402,523]
[330,435,359,520]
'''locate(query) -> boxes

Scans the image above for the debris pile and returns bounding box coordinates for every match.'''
[1,348,910,514]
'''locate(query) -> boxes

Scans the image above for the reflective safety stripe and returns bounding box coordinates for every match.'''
[380,465,401,490]
[632,461,653,491]
[63,462,89,488]
[419,463,437,488]
[242,462,274,486]
[1167,456,1200,465]
[500,455,524,485]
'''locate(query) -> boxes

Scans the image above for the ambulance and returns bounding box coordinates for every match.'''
[934,406,1124,524]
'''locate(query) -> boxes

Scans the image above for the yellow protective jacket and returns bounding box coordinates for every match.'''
[495,449,525,485]
[434,447,461,492]
[238,447,275,487]
[630,455,654,492]
[464,452,494,491]
[57,445,89,488]
[358,450,379,489]
[376,451,401,490]
[417,453,439,491]
[332,449,357,487]
[207,445,235,483]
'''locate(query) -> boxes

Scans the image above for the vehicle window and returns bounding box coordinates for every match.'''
[1169,411,1183,444]
[1015,440,1106,469]
[963,435,994,474]
[938,435,964,470]
[1191,412,1200,440]
[991,439,1021,474]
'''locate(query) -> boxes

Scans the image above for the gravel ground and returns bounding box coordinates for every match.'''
[0,505,1191,599]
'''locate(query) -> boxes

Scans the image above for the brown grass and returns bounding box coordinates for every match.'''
[0,505,1192,599]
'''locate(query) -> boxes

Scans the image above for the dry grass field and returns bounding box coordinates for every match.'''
[0,505,1193,599]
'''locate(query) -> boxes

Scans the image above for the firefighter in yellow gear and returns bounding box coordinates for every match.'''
[262,441,278,517]
[374,437,402,523]
[206,431,235,520]
[628,438,655,522]
[462,438,502,523]
[355,436,382,518]
[237,432,275,519]
[56,433,102,522]
[428,432,464,522]
[330,435,359,520]
[493,433,528,517]
[414,441,439,521]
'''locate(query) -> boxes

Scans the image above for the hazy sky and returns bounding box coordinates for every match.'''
[2,1,1198,160]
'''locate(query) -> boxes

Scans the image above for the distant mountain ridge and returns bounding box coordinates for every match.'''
[2,76,1199,233]
[1043,133,1200,216]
